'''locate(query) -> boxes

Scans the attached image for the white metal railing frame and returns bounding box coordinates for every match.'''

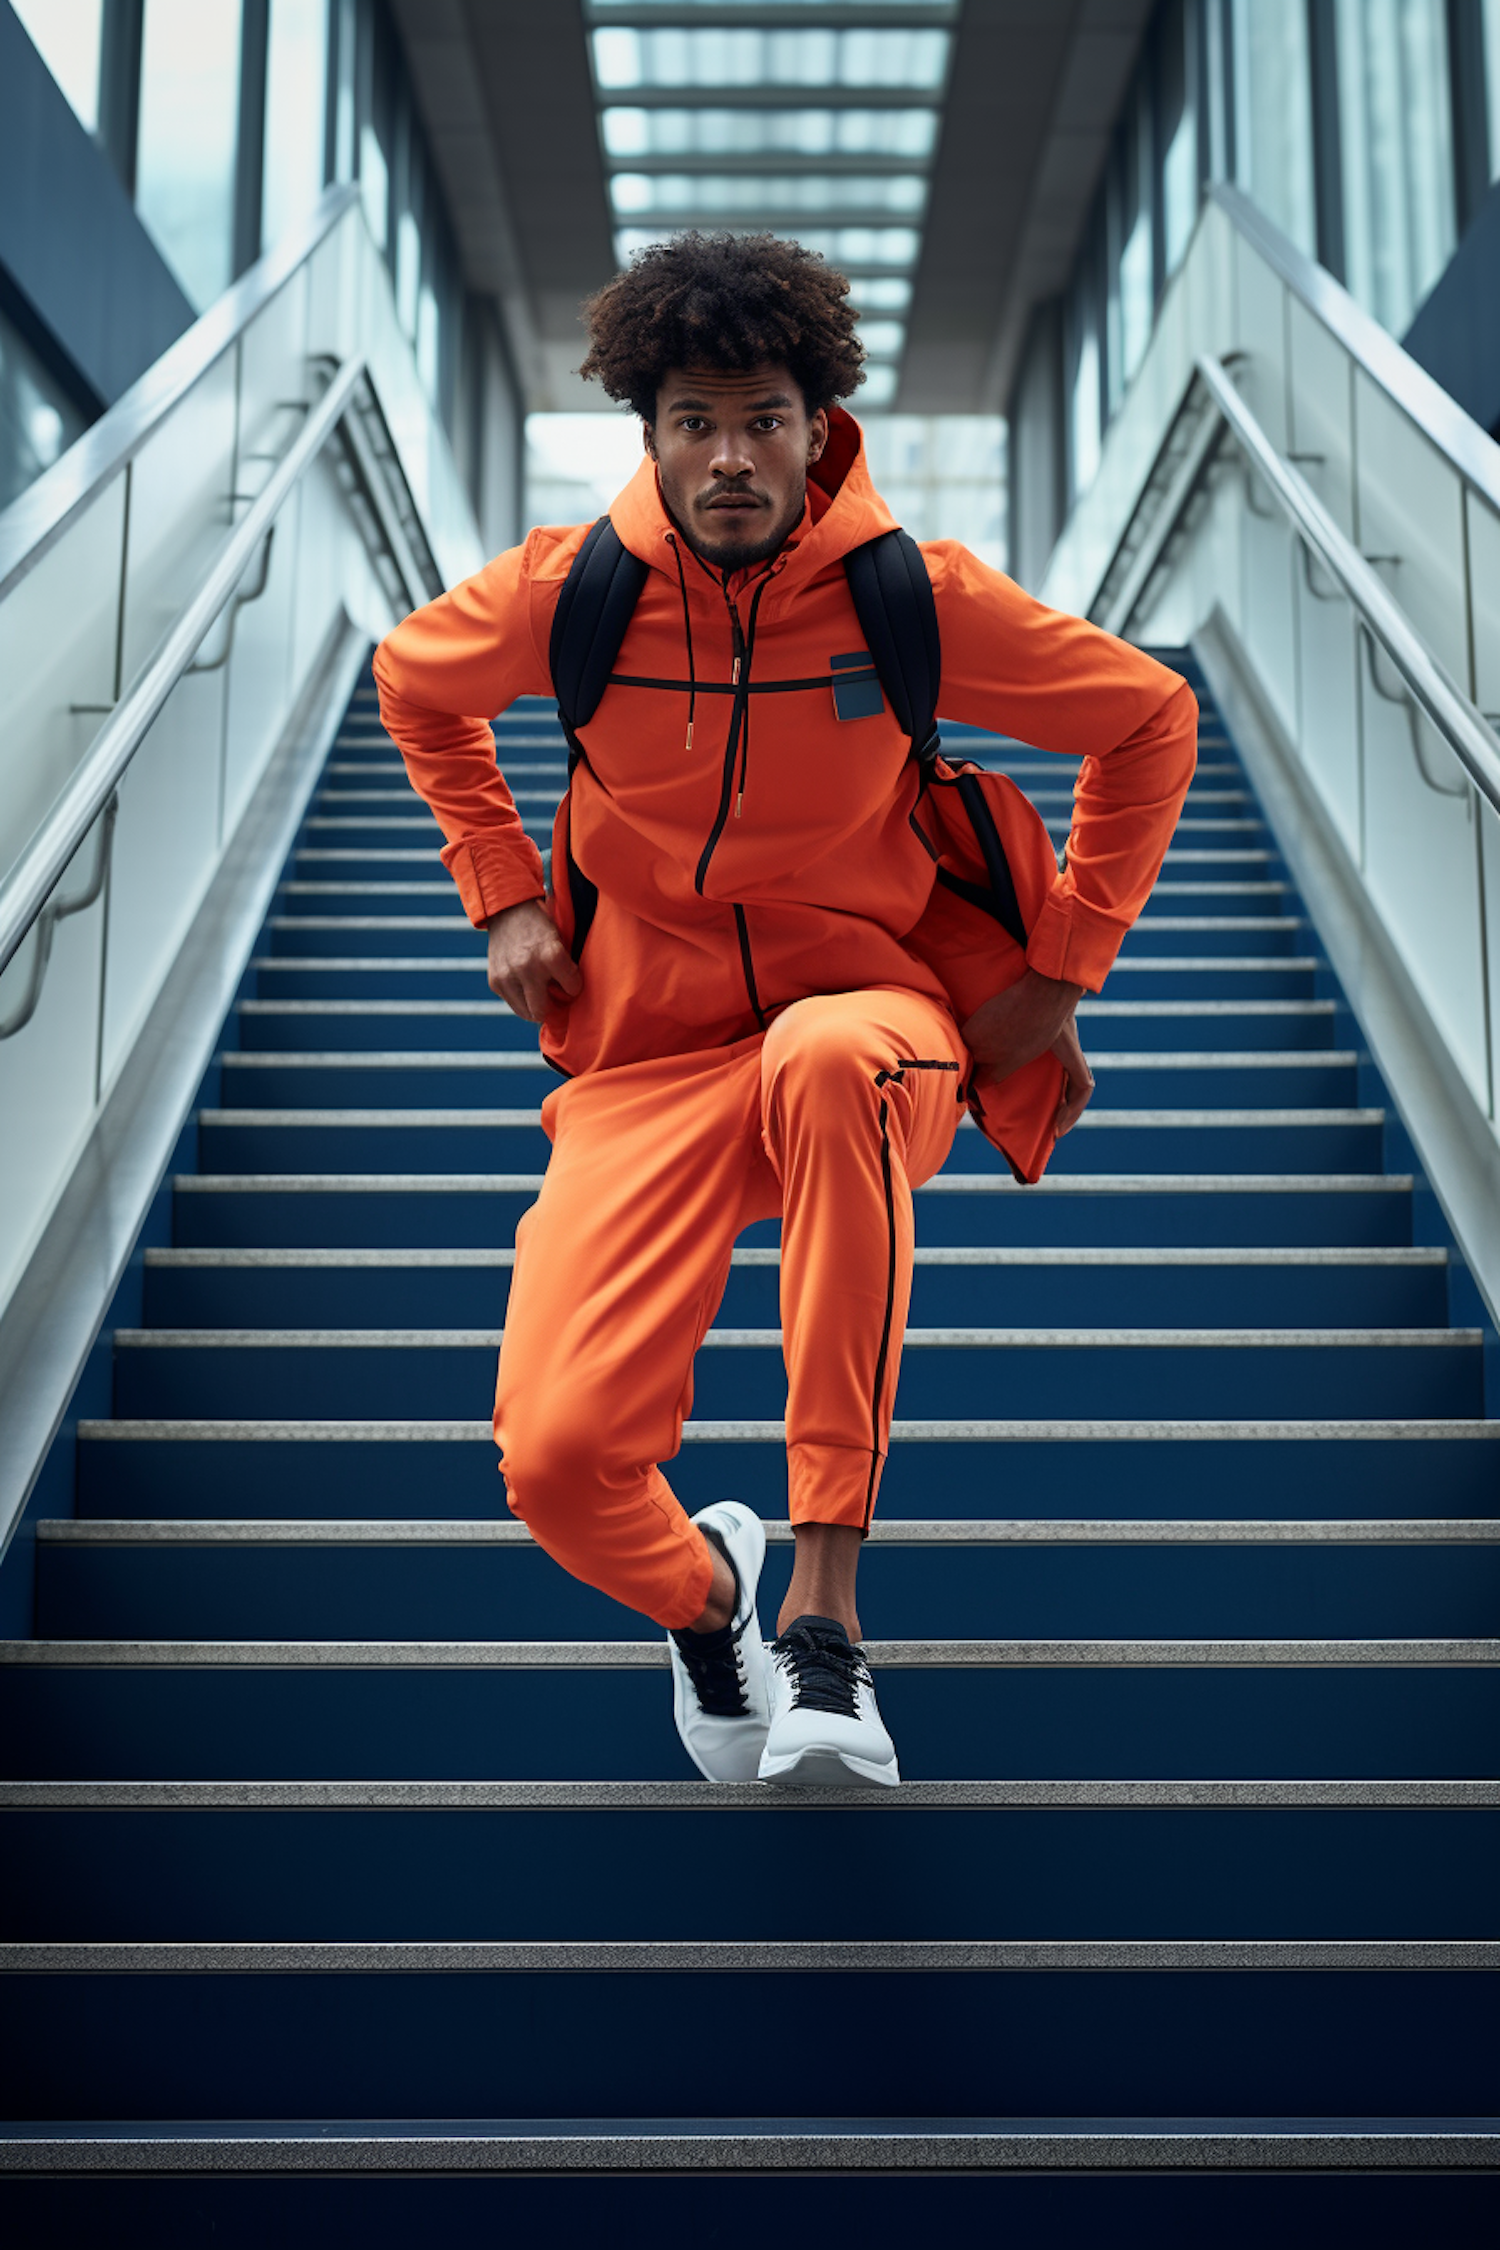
[0,183,480,1323]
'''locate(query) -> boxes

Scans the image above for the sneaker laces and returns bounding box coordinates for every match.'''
[769,1622,867,1717]
[672,1623,750,1719]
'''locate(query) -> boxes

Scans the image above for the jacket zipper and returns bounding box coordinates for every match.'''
[693,572,770,895]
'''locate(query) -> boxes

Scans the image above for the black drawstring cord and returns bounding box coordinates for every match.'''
[666,532,697,757]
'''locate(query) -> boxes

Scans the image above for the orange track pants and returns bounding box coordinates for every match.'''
[494,986,967,1628]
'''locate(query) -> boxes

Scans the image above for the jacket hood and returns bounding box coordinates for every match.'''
[607,405,898,597]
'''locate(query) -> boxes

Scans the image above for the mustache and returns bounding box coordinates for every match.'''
[696,483,772,510]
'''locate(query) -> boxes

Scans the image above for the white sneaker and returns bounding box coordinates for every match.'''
[667,1501,772,1784]
[758,1614,900,1789]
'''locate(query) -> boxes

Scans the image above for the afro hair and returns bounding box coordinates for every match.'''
[579,233,866,423]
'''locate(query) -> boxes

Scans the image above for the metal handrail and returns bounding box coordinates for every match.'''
[1196,353,1500,821]
[1095,351,1500,822]
[0,356,374,987]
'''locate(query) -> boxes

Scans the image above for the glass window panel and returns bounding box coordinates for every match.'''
[417,282,440,404]
[1118,208,1152,378]
[1070,323,1101,498]
[592,28,948,92]
[262,0,328,249]
[11,0,102,132]
[1162,104,1197,273]
[615,225,919,269]
[859,364,898,406]
[1486,1,1500,180]
[396,208,421,334]
[0,302,91,513]
[857,319,905,359]
[1336,0,1456,332]
[608,174,928,217]
[854,276,912,311]
[135,0,243,311]
[1230,0,1316,255]
[600,106,938,158]
[360,124,389,249]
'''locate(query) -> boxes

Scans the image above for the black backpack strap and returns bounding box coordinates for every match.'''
[548,516,649,766]
[844,527,942,764]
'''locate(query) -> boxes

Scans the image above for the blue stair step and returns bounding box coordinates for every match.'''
[214,1050,1362,1111]
[235,1001,534,1052]
[245,957,1328,1003]
[170,1171,1417,1248]
[1,1953,1495,2122]
[2,1795,1495,1942]
[33,1527,1499,1642]
[191,1109,1388,1177]
[108,1326,1485,1421]
[72,1420,1500,1522]
[3,1642,1495,1782]
[1075,1002,1337,1052]
[139,1246,1450,1332]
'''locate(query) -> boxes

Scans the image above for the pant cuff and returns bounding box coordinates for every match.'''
[787,1441,882,1532]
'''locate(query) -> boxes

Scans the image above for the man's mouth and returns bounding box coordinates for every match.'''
[701,493,764,513]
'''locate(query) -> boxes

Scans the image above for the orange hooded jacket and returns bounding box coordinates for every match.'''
[374,408,1197,1180]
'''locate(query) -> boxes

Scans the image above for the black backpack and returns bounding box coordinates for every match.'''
[543,517,1024,951]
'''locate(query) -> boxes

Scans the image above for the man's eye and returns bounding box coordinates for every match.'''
[753,418,782,431]
[681,418,707,432]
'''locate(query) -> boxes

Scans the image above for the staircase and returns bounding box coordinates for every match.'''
[2,654,1496,2237]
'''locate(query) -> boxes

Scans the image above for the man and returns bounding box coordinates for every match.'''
[375,233,1196,1789]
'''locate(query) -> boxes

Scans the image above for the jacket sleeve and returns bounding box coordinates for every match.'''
[372,531,567,928]
[925,541,1198,991]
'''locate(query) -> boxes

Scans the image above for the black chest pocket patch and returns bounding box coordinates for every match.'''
[831,650,885,721]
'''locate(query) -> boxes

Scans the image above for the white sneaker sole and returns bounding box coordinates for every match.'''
[758,1743,900,1790]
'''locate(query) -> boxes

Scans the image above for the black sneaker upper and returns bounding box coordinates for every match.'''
[769,1615,868,1717]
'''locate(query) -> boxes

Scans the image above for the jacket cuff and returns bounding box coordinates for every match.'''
[441,835,548,928]
[1024,888,1132,993]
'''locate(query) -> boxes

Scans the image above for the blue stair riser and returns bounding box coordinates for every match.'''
[170,1179,1416,1250]
[213,1057,1363,1111]
[140,1256,1448,1332]
[109,1336,1484,1421]
[260,919,1308,964]
[3,1968,1494,2120]
[2,1808,1495,1943]
[10,2179,1490,2248]
[75,1429,1500,1522]
[2,1665,1498,1782]
[193,1117,1388,1176]
[246,961,1329,1002]
[232,1002,1342,1056]
[35,1542,1500,1644]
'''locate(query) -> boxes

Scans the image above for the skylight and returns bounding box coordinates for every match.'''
[588,4,951,409]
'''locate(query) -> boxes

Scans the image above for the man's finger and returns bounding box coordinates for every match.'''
[548,948,583,999]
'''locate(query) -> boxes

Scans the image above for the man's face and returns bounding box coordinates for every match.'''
[646,363,829,572]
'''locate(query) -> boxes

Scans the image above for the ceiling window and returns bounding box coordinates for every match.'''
[592,28,951,92]
[262,0,328,251]
[609,174,928,218]
[588,4,950,410]
[600,107,939,159]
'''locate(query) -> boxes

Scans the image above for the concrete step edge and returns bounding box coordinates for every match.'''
[4,1637,1496,1667]
[5,1779,1496,1809]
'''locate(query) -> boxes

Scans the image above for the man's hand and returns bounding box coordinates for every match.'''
[1049,1010,1095,1138]
[962,967,1084,1085]
[962,968,1095,1140]
[485,899,583,1022]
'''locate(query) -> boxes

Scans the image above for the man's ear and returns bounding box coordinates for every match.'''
[642,422,658,461]
[807,407,829,465]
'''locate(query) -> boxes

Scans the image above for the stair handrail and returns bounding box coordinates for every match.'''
[1098,352,1500,822]
[0,353,401,998]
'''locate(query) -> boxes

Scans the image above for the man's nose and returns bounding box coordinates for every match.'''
[708,435,755,480]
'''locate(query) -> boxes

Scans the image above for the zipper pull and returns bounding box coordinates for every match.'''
[735,789,743,818]
[732,656,741,686]
[685,720,694,752]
